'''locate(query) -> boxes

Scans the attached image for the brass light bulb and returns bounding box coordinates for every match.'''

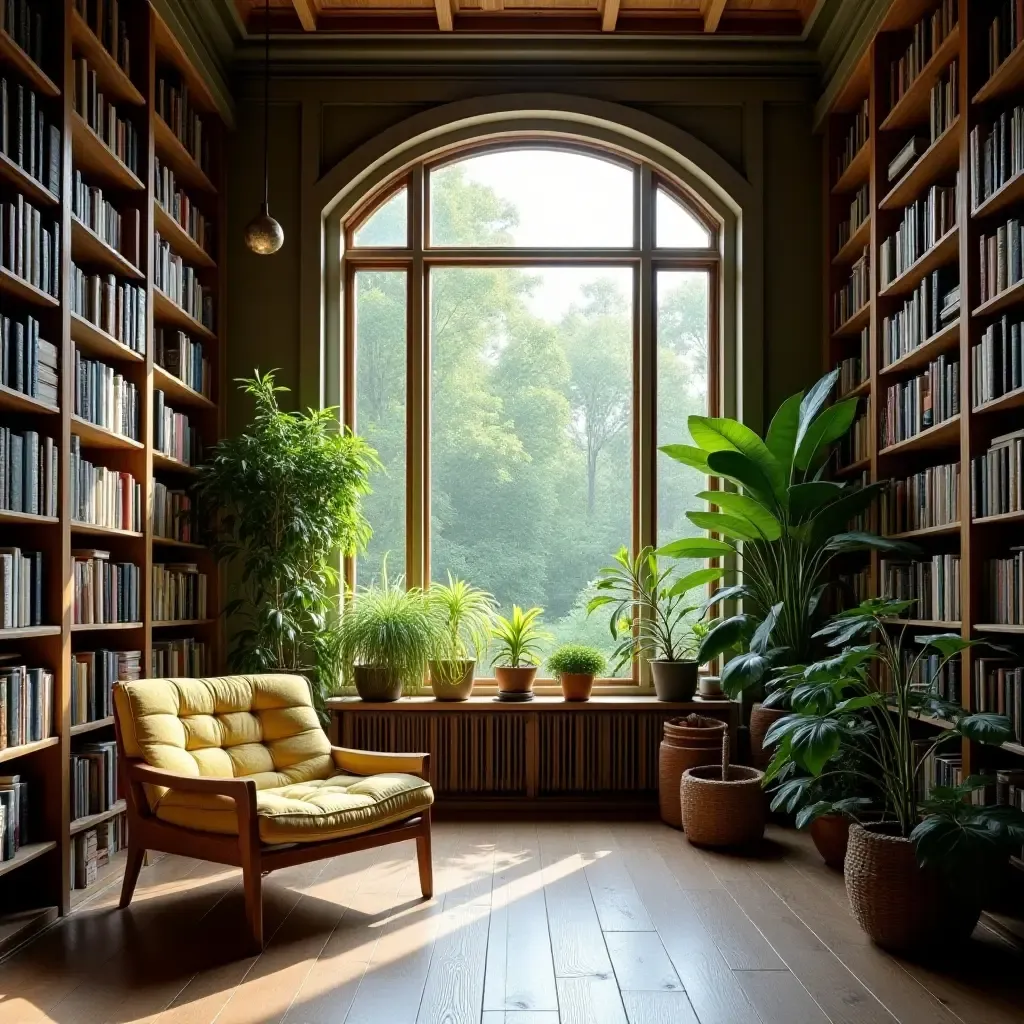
[245,202,284,255]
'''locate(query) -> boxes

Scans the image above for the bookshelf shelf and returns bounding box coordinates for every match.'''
[833,217,871,267]
[973,278,1024,319]
[69,9,145,108]
[153,288,216,341]
[888,704,956,730]
[974,386,1024,416]
[973,39,1024,105]
[152,536,205,550]
[881,618,961,629]
[878,416,961,458]
[878,227,959,299]
[880,24,960,132]
[836,456,871,478]
[0,266,59,309]
[974,510,1024,526]
[832,139,871,195]
[152,452,200,475]
[0,736,59,764]
[70,522,144,539]
[1002,740,1024,757]
[70,622,145,633]
[974,624,1024,635]
[153,364,216,410]
[152,619,216,629]
[879,319,960,377]
[69,313,145,365]
[973,167,1024,221]
[0,841,58,881]
[879,117,961,211]
[839,378,871,401]
[0,509,59,526]
[153,115,216,194]
[0,151,59,208]
[832,304,871,339]
[70,800,126,836]
[0,383,59,416]
[71,417,144,451]
[0,625,61,640]
[154,203,216,271]
[69,717,114,737]
[0,29,59,97]
[70,112,144,192]
[885,521,961,540]
[70,218,144,281]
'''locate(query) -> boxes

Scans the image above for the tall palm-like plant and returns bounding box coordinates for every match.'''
[428,574,496,686]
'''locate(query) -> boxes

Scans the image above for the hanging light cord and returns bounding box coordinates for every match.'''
[263,0,270,208]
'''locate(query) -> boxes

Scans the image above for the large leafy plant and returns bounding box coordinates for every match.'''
[196,371,379,676]
[765,598,1024,882]
[660,368,906,697]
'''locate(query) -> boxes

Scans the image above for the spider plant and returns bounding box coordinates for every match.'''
[427,574,496,687]
[491,606,551,668]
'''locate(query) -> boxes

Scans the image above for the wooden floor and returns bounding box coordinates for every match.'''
[0,821,1022,1024]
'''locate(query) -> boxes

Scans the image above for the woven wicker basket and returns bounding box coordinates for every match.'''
[659,715,726,829]
[679,736,765,848]
[845,824,982,951]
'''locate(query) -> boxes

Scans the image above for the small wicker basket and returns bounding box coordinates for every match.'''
[659,714,727,829]
[680,735,765,848]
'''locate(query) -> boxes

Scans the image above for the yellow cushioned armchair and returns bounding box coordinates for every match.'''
[113,674,434,948]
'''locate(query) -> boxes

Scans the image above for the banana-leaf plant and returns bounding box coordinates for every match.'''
[658,367,911,698]
[763,598,1024,882]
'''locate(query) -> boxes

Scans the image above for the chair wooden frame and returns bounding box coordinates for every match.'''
[113,715,433,950]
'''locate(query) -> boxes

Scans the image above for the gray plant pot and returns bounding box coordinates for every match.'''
[650,660,698,702]
[353,665,404,702]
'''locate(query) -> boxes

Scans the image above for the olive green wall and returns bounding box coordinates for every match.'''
[225,69,823,427]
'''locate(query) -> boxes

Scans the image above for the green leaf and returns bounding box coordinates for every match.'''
[688,416,786,502]
[824,532,921,555]
[697,613,759,663]
[793,369,839,460]
[696,490,782,540]
[795,801,834,830]
[788,717,842,776]
[659,444,711,474]
[918,633,977,658]
[750,602,782,655]
[686,511,763,542]
[765,392,803,478]
[957,713,1013,746]
[806,483,889,549]
[769,775,813,814]
[656,538,734,560]
[835,693,886,713]
[794,399,859,471]
[788,481,845,523]
[702,584,749,612]
[721,651,770,698]
[706,450,779,508]
[762,713,802,750]
[667,567,725,598]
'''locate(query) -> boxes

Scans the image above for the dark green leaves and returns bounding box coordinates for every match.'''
[697,613,758,664]
[656,537,734,560]
[957,713,1013,746]
[706,450,780,509]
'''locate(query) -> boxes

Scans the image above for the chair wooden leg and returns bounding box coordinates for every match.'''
[118,843,146,909]
[241,860,263,951]
[416,815,433,899]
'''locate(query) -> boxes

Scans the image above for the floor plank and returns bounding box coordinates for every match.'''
[575,825,654,932]
[621,990,700,1024]
[416,898,490,1024]
[604,931,681,992]
[735,970,832,1024]
[557,975,628,1024]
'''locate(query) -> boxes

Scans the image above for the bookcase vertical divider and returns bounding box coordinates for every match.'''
[142,5,156,680]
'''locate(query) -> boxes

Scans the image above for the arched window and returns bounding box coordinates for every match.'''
[342,142,720,682]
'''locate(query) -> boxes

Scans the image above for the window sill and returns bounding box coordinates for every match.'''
[326,692,734,710]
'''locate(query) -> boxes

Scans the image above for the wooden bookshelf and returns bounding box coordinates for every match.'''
[0,0,227,952]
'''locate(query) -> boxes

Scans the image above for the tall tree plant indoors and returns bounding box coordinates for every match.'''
[196,371,379,699]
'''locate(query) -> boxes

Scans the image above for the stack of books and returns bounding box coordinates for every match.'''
[880,179,958,288]
[971,105,1024,211]
[836,99,869,183]
[70,436,142,532]
[72,58,139,174]
[153,391,201,465]
[0,547,43,627]
[1,314,58,406]
[152,563,206,622]
[0,194,61,298]
[880,354,960,447]
[913,740,965,803]
[837,184,870,253]
[974,659,1023,743]
[152,637,207,678]
[985,1,1024,82]
[70,740,117,820]
[929,62,959,144]
[0,427,58,516]
[153,234,214,329]
[971,316,1024,407]
[1,1,45,71]
[881,460,960,534]
[0,664,54,746]
[71,649,140,726]
[152,481,193,542]
[155,328,210,396]
[881,554,961,621]
[70,816,127,890]
[73,347,139,440]
[0,774,28,860]
[979,216,1024,302]
[833,249,870,329]
[69,262,147,353]
[888,0,958,111]
[71,172,141,267]
[72,0,131,77]
[155,157,212,255]
[72,549,140,625]
[984,549,1024,625]
[882,269,959,366]
[156,72,210,176]
[971,428,1024,519]
[0,76,61,197]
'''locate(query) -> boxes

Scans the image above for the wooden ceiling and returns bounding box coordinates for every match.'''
[235,0,819,35]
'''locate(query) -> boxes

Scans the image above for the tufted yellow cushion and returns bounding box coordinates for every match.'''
[155,771,433,844]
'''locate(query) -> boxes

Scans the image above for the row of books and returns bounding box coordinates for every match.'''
[971,428,1024,520]
[70,435,141,532]
[153,391,201,466]
[71,173,141,267]
[881,460,959,535]
[73,347,139,440]
[71,649,140,727]
[985,1,1024,83]
[152,563,207,622]
[837,351,867,397]
[881,554,961,622]
[155,72,211,177]
[970,105,1024,213]
[836,99,869,185]
[70,740,117,820]
[974,659,1023,744]
[154,328,211,398]
[0,77,61,197]
[837,184,869,254]
[69,262,147,354]
[1,0,45,72]
[0,427,57,517]
[0,775,28,860]
[1,665,53,748]
[833,249,869,330]
[879,355,960,449]
[838,408,870,468]
[839,568,871,608]
[928,62,959,146]
[0,314,57,406]
[72,550,140,625]
[879,180,958,289]
[71,817,127,891]
[885,649,961,703]
[984,550,1024,625]
[154,234,214,330]
[72,0,131,78]
[152,481,193,542]
[0,194,60,298]
[979,217,1024,304]
[914,742,962,804]
[0,546,43,628]
[155,157,213,256]
[971,316,1024,408]
[888,0,957,113]
[72,57,139,175]
[152,637,206,678]
[881,269,959,367]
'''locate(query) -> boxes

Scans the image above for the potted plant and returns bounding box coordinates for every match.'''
[587,546,721,701]
[491,606,551,701]
[680,735,765,847]
[548,644,606,701]
[427,574,495,701]
[763,597,1024,951]
[339,568,437,702]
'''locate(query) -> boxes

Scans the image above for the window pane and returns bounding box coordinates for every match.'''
[430,265,633,675]
[657,271,710,578]
[429,149,634,248]
[352,187,408,247]
[354,270,406,584]
[656,188,712,248]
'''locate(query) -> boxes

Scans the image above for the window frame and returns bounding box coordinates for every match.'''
[342,141,721,691]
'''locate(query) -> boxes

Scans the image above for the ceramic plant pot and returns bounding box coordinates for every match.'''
[698,675,724,698]
[353,665,403,703]
[494,665,538,695]
[429,659,476,701]
[559,672,595,702]
[650,660,698,702]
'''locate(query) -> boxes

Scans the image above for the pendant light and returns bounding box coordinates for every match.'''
[244,0,284,255]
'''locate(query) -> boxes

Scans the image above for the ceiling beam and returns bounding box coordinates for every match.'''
[291,0,318,31]
[434,0,453,30]
[600,0,620,32]
[701,0,728,32]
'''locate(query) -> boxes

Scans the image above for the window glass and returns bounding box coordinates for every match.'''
[429,149,634,248]
[352,187,408,247]
[656,188,712,248]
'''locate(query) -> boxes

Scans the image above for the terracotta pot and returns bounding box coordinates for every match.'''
[560,672,594,702]
[680,763,766,848]
[845,823,982,952]
[353,665,403,703]
[650,660,698,702]
[749,702,788,770]
[658,715,726,829]
[429,659,476,701]
[495,665,538,694]
[809,814,851,870]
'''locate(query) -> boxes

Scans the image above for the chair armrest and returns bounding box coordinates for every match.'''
[129,763,257,801]
[331,747,430,781]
